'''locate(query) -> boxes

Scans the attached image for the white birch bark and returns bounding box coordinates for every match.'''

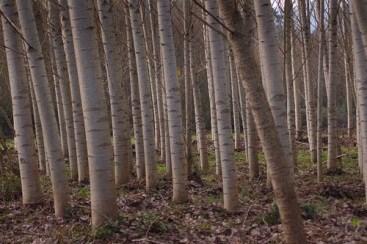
[16,0,68,217]
[1,0,42,204]
[128,0,156,190]
[68,0,116,227]
[157,0,188,201]
[205,0,237,210]
[59,0,88,183]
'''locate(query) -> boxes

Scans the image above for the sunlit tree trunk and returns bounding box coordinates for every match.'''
[129,0,156,190]
[157,0,188,202]
[59,0,88,183]
[255,0,293,176]
[68,0,116,228]
[205,0,237,210]
[16,0,68,217]
[1,0,42,204]
[126,14,145,180]
[218,1,306,243]
[97,0,130,185]
[326,0,339,171]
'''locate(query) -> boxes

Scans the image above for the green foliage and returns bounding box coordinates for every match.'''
[76,186,90,199]
[157,163,166,175]
[301,203,318,220]
[262,203,280,225]
[139,212,169,233]
[0,160,21,202]
[93,224,120,240]
[350,216,361,228]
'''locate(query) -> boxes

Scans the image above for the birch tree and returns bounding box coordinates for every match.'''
[16,0,69,217]
[158,0,188,201]
[68,0,116,227]
[1,0,42,204]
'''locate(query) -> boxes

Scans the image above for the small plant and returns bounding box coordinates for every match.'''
[262,203,280,225]
[301,203,318,220]
[0,172,21,202]
[350,216,361,228]
[76,186,90,199]
[93,223,120,240]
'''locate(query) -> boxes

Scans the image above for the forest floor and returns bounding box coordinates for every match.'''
[0,139,367,243]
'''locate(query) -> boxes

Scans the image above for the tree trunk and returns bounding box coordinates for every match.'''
[203,25,221,176]
[184,0,193,175]
[298,0,317,164]
[157,0,188,202]
[68,0,116,228]
[28,68,45,174]
[218,1,306,242]
[189,34,209,172]
[49,2,78,181]
[205,0,237,210]
[126,14,145,180]
[316,0,325,183]
[229,52,241,151]
[128,0,156,190]
[1,0,42,204]
[326,0,339,171]
[59,0,89,183]
[255,0,294,175]
[16,0,69,217]
[97,0,130,185]
[351,2,367,202]
[148,0,165,162]
[284,0,297,167]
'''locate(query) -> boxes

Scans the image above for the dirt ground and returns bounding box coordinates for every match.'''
[1,143,366,243]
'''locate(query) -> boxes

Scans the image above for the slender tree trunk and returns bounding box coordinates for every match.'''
[246,100,259,180]
[28,71,45,173]
[316,0,325,183]
[255,0,294,175]
[16,0,68,217]
[157,0,188,202]
[238,81,248,160]
[203,25,221,175]
[149,0,165,162]
[49,2,78,181]
[298,0,317,164]
[59,0,88,183]
[140,4,160,155]
[292,29,302,140]
[97,0,130,185]
[189,35,209,172]
[68,0,116,228]
[205,0,237,210]
[218,1,306,243]
[284,0,297,167]
[184,0,193,175]
[126,14,145,180]
[327,0,339,171]
[229,52,241,150]
[128,0,156,190]
[1,0,42,204]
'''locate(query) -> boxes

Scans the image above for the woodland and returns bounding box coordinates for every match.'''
[0,0,367,243]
